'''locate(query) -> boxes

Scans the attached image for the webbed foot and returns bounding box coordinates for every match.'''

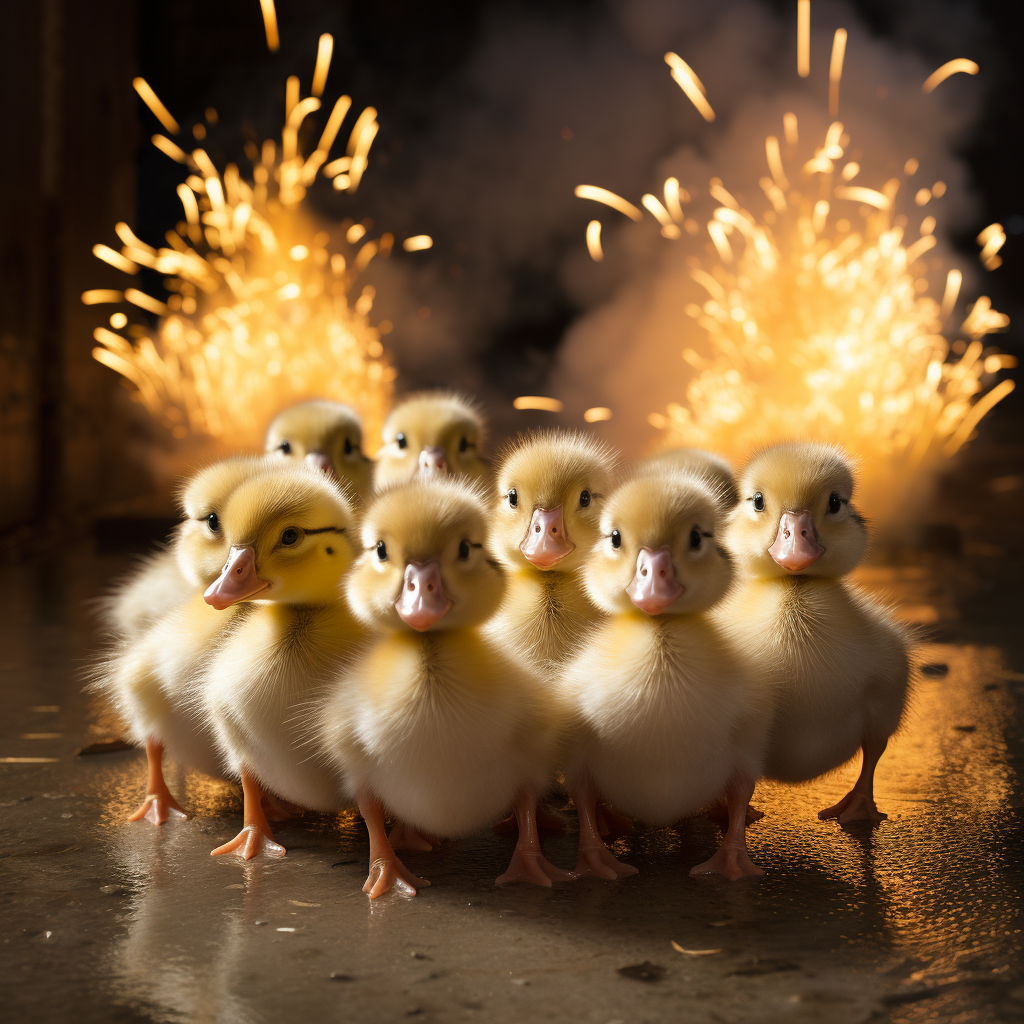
[572,844,638,881]
[364,856,430,899]
[690,845,764,880]
[818,790,887,824]
[128,790,188,825]
[211,823,286,860]
[496,849,574,887]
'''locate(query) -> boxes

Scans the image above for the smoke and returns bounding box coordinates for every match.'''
[353,0,992,449]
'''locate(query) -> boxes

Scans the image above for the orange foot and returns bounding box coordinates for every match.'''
[128,791,188,825]
[211,823,286,860]
[572,844,638,881]
[388,821,437,852]
[690,845,764,880]
[818,791,887,824]
[364,856,430,899]
[496,850,574,888]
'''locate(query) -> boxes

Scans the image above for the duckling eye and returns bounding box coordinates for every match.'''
[278,441,291,455]
[611,529,622,549]
[828,492,842,514]
[205,513,220,533]
[376,540,388,561]
[344,437,353,456]
[507,488,518,508]
[458,539,470,560]
[396,433,408,450]
[752,491,765,512]
[281,528,299,546]
[579,489,591,508]
[459,436,468,453]
[690,528,701,550]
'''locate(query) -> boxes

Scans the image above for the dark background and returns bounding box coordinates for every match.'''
[1,0,1021,550]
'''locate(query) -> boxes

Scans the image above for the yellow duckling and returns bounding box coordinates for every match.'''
[200,462,361,859]
[561,469,768,880]
[643,447,738,507]
[90,456,269,824]
[485,430,616,675]
[720,442,913,823]
[373,391,489,488]
[319,478,568,898]
[265,399,373,500]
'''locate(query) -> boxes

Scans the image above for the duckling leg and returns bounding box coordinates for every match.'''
[358,793,430,898]
[818,735,888,824]
[494,801,567,836]
[261,791,304,823]
[128,738,188,825]
[388,820,436,852]
[594,801,635,839]
[569,779,638,880]
[496,792,575,887]
[690,774,764,880]
[211,768,286,859]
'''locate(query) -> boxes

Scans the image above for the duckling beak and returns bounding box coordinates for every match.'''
[417,446,448,476]
[204,546,270,609]
[769,511,824,571]
[304,451,336,477]
[395,561,452,631]
[520,507,575,568]
[626,546,683,614]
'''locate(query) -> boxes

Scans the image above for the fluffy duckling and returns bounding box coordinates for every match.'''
[373,391,489,488]
[643,447,738,507]
[720,442,912,823]
[200,463,361,859]
[265,399,373,500]
[485,430,616,675]
[561,469,768,880]
[91,457,268,823]
[319,478,568,898]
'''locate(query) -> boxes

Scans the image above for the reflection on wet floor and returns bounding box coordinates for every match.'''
[1,547,1021,1024]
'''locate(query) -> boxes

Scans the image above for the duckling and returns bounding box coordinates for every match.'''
[319,478,569,898]
[373,391,489,488]
[265,399,373,500]
[484,430,616,676]
[643,447,738,507]
[561,469,768,880]
[720,442,912,823]
[90,456,269,824]
[200,463,361,859]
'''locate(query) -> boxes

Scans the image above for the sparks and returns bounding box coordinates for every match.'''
[797,0,811,78]
[585,220,604,262]
[664,52,716,122]
[829,29,847,117]
[922,58,980,94]
[574,185,643,222]
[513,396,564,413]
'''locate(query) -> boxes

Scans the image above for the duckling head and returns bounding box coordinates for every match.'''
[728,442,867,580]
[374,391,488,488]
[203,464,357,609]
[584,469,733,616]
[492,430,616,574]
[176,456,268,589]
[265,400,372,499]
[346,478,504,633]
[644,447,738,507]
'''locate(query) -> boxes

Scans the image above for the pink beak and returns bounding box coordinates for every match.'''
[626,546,683,614]
[304,451,336,477]
[768,511,825,572]
[417,446,448,475]
[204,546,269,609]
[520,507,575,569]
[394,561,452,631]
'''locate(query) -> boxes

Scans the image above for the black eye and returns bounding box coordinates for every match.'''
[753,491,765,512]
[344,437,353,455]
[281,528,299,546]
[396,433,408,450]
[376,540,388,561]
[507,488,518,508]
[278,440,291,455]
[458,539,470,560]
[459,436,468,453]
[611,529,621,549]
[579,489,591,508]
[828,492,842,514]
[205,513,219,533]
[690,528,701,550]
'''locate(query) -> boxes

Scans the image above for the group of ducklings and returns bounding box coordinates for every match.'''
[94,392,912,897]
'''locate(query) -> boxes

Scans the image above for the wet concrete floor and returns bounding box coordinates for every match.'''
[2,464,1023,1023]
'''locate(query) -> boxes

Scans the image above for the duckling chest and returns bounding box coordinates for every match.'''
[498,571,597,667]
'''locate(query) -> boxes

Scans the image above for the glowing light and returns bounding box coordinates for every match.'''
[834,186,889,210]
[664,178,687,222]
[940,269,962,322]
[922,58,979,94]
[584,406,613,422]
[132,78,180,134]
[152,134,189,163]
[311,34,333,97]
[642,194,681,238]
[402,235,433,252]
[259,0,280,52]
[109,312,128,329]
[829,29,847,117]
[585,220,603,262]
[513,396,564,412]
[783,112,799,145]
[92,244,138,275]
[81,289,123,305]
[574,185,643,222]
[664,53,715,122]
[797,0,810,78]
[765,136,788,190]
[977,223,1005,270]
